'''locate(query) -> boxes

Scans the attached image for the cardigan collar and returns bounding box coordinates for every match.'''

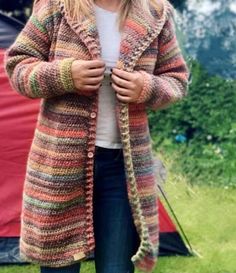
[59,0,173,71]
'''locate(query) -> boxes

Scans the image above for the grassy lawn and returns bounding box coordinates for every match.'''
[154,152,236,273]
[1,156,236,273]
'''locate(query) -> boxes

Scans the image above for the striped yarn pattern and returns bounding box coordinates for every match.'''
[4,0,189,272]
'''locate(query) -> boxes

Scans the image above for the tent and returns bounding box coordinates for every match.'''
[0,12,41,263]
[0,12,191,264]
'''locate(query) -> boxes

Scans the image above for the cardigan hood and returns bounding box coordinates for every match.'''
[4,0,189,272]
[59,0,173,68]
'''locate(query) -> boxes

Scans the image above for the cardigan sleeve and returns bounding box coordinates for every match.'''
[136,14,190,110]
[4,0,76,99]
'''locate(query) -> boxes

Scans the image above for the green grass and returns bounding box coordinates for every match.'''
[1,155,236,273]
[155,172,236,273]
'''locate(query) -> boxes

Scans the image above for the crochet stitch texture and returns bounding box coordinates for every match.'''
[4,0,189,272]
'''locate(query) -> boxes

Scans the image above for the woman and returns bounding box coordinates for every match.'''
[4,0,189,272]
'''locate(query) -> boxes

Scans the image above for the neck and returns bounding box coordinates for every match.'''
[94,0,120,12]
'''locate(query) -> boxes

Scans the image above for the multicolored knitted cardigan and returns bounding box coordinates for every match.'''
[4,0,189,272]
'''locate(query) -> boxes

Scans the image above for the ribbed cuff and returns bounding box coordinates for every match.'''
[59,57,76,93]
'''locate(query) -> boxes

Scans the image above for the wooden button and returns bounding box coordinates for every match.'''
[88,152,94,158]
[90,112,96,118]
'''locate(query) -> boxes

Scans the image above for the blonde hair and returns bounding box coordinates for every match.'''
[64,0,161,29]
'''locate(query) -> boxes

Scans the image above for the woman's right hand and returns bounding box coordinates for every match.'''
[71,59,105,95]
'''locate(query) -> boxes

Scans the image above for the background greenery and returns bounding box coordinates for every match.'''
[149,60,236,188]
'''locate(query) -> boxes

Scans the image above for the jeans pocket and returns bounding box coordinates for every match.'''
[114,149,123,162]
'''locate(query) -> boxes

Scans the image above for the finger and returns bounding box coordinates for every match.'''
[85,67,106,77]
[82,84,101,91]
[112,68,133,81]
[85,75,104,85]
[111,83,133,96]
[111,74,134,89]
[85,59,105,69]
[116,93,132,103]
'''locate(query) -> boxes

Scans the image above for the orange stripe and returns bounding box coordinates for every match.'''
[25,186,84,202]
[38,124,87,138]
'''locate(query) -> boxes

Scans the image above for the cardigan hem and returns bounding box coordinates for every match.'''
[19,247,94,268]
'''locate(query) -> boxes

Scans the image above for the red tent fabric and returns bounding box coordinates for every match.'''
[0,12,190,264]
[0,49,40,237]
[158,200,176,233]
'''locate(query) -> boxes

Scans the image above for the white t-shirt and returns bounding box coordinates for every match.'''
[94,4,122,149]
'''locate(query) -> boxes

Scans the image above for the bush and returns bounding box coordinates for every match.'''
[149,61,236,187]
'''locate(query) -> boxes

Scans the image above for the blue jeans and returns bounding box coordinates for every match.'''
[40,146,140,273]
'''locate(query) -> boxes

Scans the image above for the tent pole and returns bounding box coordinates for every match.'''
[158,185,194,255]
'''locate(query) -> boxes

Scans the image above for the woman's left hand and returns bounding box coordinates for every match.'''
[111,68,144,103]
